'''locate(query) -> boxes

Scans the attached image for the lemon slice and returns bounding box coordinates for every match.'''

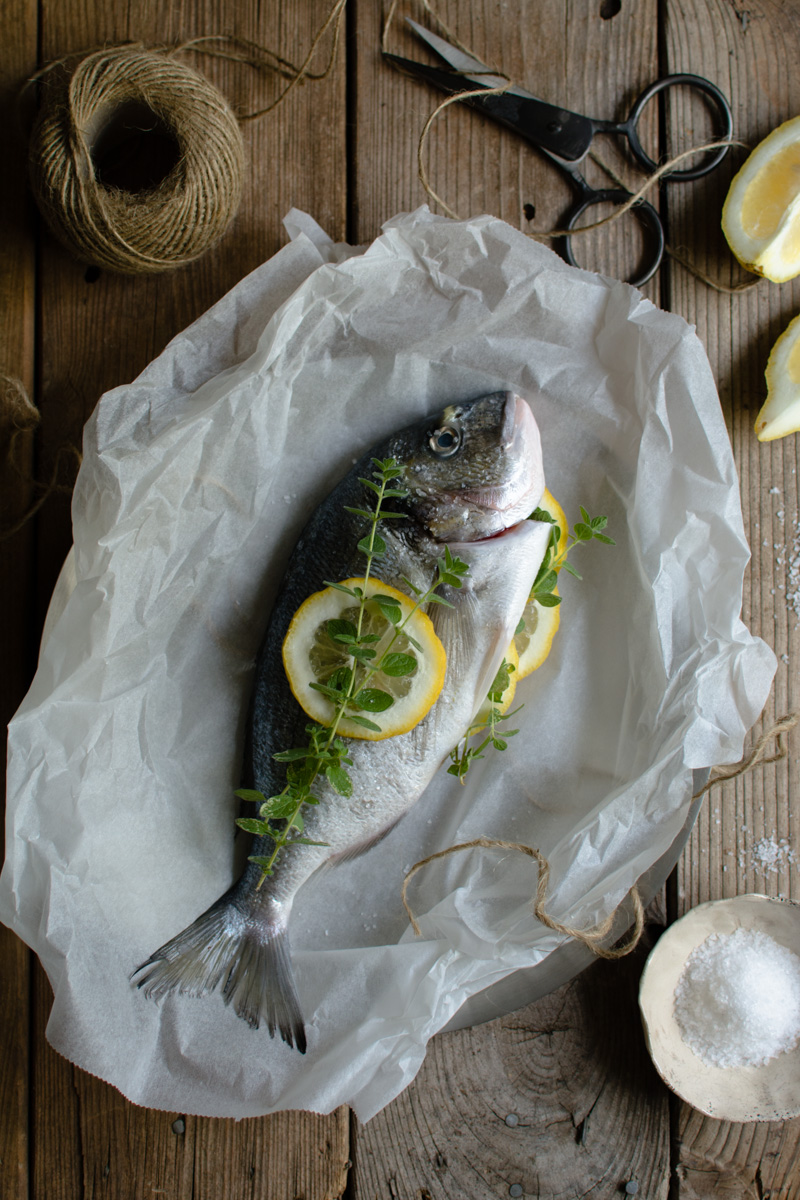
[514,586,561,680]
[722,115,800,282]
[472,641,519,730]
[754,313,800,441]
[282,578,446,740]
[539,487,568,563]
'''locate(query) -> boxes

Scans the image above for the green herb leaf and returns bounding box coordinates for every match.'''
[323,580,360,598]
[349,645,377,662]
[327,618,358,642]
[380,652,417,677]
[345,714,383,733]
[272,749,311,763]
[354,688,394,713]
[358,533,386,557]
[372,594,402,624]
[235,787,267,805]
[236,817,270,835]
[326,764,353,796]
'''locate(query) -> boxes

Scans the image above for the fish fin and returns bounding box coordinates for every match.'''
[429,584,481,679]
[324,815,406,867]
[429,584,509,706]
[131,892,307,1053]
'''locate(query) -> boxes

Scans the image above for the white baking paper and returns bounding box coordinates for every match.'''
[1,208,776,1120]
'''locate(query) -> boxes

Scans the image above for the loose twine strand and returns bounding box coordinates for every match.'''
[0,375,82,542]
[401,711,799,958]
[382,1,761,294]
[7,3,347,523]
[23,0,347,275]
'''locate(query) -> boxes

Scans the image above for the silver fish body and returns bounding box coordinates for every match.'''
[133,391,550,1051]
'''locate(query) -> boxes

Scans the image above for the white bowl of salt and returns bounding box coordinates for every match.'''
[639,894,800,1121]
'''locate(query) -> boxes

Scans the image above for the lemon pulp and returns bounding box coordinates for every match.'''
[756,313,800,441]
[282,578,447,740]
[741,143,800,240]
[515,586,561,679]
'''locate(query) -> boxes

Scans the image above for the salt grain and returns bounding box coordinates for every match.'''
[739,836,798,876]
[674,928,800,1068]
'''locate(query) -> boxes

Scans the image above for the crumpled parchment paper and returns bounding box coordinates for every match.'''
[1,207,775,1120]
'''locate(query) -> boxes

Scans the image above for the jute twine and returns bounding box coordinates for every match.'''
[24,0,346,274]
[401,711,800,958]
[0,375,81,542]
[28,46,246,274]
[382,0,760,293]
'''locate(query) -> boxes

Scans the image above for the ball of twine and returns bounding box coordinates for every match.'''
[28,45,246,274]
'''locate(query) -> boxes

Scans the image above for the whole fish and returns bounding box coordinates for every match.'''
[133,391,550,1051]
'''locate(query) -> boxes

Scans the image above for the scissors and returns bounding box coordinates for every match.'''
[384,19,733,287]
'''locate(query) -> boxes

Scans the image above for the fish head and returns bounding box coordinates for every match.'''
[396,391,545,541]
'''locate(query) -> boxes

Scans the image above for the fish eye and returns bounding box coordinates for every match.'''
[428,425,461,458]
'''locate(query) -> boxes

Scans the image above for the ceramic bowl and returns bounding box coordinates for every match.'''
[638,894,800,1121]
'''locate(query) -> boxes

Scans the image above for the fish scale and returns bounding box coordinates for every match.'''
[133,390,549,1052]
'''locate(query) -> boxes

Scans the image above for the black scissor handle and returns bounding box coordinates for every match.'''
[562,189,665,289]
[623,74,733,181]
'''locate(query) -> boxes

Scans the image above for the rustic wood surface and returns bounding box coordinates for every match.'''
[2,0,799,1197]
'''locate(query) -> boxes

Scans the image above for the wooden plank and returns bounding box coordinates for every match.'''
[353,937,670,1200]
[24,0,350,1194]
[663,0,800,1192]
[349,3,671,1195]
[33,961,350,1200]
[353,0,661,299]
[0,0,38,1196]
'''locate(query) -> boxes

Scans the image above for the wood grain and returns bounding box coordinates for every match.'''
[5,0,800,1194]
[0,1,38,1197]
[664,1,800,1194]
[353,933,670,1200]
[12,1,350,1197]
[348,4,672,1196]
[352,0,660,300]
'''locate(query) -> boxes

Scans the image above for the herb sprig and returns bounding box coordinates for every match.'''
[236,459,469,885]
[447,501,614,782]
[447,657,520,783]
[528,503,614,608]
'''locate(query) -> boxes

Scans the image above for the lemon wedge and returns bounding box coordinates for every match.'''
[514,586,561,680]
[282,578,446,740]
[754,312,800,441]
[722,115,800,282]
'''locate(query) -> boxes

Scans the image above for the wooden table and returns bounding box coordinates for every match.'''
[2,1,799,1196]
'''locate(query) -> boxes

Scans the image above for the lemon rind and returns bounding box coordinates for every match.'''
[756,312,800,441]
[722,115,800,283]
[282,577,447,741]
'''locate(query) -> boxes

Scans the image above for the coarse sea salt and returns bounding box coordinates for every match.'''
[674,928,800,1068]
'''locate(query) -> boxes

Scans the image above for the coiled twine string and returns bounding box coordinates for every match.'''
[28,46,245,274]
[24,0,346,274]
[401,711,800,959]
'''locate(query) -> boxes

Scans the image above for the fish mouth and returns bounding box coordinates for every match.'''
[449,515,538,551]
[443,394,545,540]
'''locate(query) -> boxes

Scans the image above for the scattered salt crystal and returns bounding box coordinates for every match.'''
[769,486,781,495]
[739,836,798,876]
[674,928,800,1068]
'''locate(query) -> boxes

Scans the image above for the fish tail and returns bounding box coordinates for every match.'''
[131,892,306,1053]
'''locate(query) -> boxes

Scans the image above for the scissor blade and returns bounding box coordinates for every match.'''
[383,53,595,163]
[405,17,510,89]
